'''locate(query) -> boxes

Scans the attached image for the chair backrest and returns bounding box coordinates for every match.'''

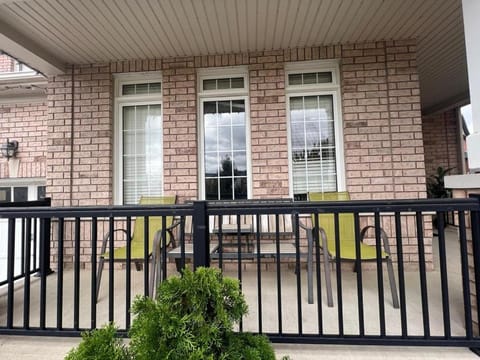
[308,192,355,253]
[131,195,177,253]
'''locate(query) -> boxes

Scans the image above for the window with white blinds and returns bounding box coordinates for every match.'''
[114,73,163,205]
[122,104,162,204]
[286,61,345,200]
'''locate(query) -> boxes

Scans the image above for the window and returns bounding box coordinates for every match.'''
[286,61,345,200]
[0,181,45,203]
[13,61,33,73]
[198,68,250,200]
[114,73,163,205]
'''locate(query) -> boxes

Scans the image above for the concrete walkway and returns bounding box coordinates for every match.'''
[0,335,478,359]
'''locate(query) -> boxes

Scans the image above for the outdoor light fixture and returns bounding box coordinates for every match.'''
[1,139,18,159]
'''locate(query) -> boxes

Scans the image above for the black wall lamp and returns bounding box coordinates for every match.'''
[1,139,18,159]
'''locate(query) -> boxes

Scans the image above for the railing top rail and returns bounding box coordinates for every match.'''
[206,197,480,215]
[0,203,194,218]
[0,197,478,218]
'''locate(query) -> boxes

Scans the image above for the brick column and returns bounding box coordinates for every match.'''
[162,57,198,201]
[249,50,289,198]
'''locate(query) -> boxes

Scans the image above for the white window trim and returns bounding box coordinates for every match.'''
[285,60,346,197]
[197,67,252,200]
[113,72,163,205]
[0,178,46,201]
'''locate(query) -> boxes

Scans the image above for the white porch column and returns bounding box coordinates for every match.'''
[463,0,480,172]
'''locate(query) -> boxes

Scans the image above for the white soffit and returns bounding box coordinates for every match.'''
[0,0,468,111]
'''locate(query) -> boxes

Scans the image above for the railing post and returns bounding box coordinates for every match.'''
[193,200,210,269]
[38,198,53,277]
[470,194,480,336]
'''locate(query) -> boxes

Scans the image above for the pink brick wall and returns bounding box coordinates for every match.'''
[46,40,426,206]
[422,109,462,177]
[47,64,112,207]
[0,101,47,178]
[342,40,425,200]
[44,39,430,268]
[0,55,14,72]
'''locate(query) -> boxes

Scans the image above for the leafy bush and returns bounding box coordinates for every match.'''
[427,166,453,199]
[65,323,130,360]
[66,267,279,360]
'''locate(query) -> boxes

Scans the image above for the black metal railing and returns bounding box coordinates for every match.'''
[0,198,51,287]
[0,197,480,350]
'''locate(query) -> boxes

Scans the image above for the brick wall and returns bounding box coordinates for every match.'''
[0,101,47,178]
[45,40,429,268]
[342,40,425,200]
[422,109,462,177]
[47,40,426,206]
[47,64,112,207]
[0,54,14,72]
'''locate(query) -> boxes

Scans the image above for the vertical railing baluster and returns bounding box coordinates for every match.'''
[395,212,407,338]
[436,211,451,338]
[354,212,365,336]
[39,216,48,330]
[237,214,243,332]
[144,216,150,297]
[23,217,32,329]
[334,212,343,336]
[416,211,430,338]
[294,212,303,335]
[374,212,386,336]
[56,218,64,330]
[458,211,472,339]
[255,213,262,334]
[313,212,323,335]
[108,216,115,322]
[161,215,167,286]
[6,218,15,329]
[21,218,26,277]
[73,217,81,330]
[126,216,131,329]
[90,217,98,330]
[275,211,282,335]
[32,218,38,271]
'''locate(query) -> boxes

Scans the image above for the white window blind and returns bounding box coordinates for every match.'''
[122,104,163,205]
[290,95,337,196]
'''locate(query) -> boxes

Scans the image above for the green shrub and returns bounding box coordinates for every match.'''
[65,323,130,360]
[66,267,280,360]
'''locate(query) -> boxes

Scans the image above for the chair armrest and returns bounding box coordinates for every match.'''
[100,229,130,256]
[359,225,392,256]
[165,216,184,248]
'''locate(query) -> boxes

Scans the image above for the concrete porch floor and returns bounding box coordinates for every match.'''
[0,227,479,358]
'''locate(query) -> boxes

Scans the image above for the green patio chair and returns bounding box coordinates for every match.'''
[306,192,399,308]
[96,195,178,301]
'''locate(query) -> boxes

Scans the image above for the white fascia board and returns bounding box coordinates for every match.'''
[0,19,66,76]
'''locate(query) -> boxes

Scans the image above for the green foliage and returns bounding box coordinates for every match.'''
[129,267,248,360]
[221,333,276,360]
[427,166,453,198]
[66,267,280,360]
[65,323,130,360]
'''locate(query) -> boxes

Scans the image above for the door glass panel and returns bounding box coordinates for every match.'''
[203,99,247,200]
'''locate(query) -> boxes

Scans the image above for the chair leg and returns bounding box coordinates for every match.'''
[96,257,105,302]
[323,250,333,307]
[386,257,400,309]
[319,230,334,307]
